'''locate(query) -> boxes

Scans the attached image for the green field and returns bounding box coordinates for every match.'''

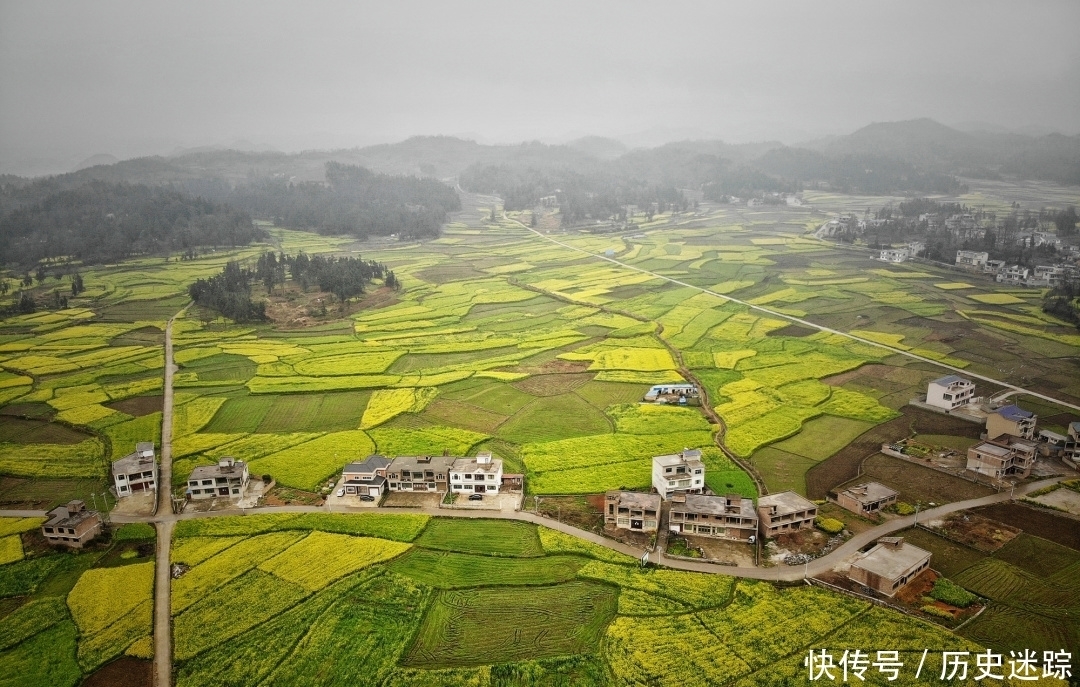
[0,517,156,685]
[953,533,1080,654]
[164,513,996,685]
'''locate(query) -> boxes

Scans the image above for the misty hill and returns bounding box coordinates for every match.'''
[0,181,262,266]
[566,136,628,160]
[72,153,119,172]
[817,119,1080,185]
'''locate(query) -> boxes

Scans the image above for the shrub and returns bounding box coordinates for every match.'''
[920,604,955,619]
[814,516,844,534]
[928,578,977,608]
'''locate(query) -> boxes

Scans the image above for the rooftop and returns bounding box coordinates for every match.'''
[1038,429,1067,442]
[607,490,661,510]
[995,404,1034,422]
[838,481,898,504]
[972,442,1013,458]
[45,501,99,529]
[344,474,386,486]
[389,455,456,472]
[112,450,156,474]
[189,459,247,481]
[653,449,704,467]
[932,375,970,387]
[853,541,931,580]
[135,441,154,454]
[452,457,502,474]
[671,493,754,518]
[344,455,391,473]
[758,491,816,515]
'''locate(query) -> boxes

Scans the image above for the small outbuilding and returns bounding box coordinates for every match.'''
[847,537,931,597]
[834,482,898,517]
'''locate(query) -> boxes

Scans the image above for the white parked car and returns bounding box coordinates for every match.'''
[336,488,345,497]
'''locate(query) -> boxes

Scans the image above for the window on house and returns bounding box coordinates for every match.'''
[120,486,128,492]
[117,474,125,480]
[465,474,472,479]
[487,474,494,480]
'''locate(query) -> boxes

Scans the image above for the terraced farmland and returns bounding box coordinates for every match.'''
[166,514,998,686]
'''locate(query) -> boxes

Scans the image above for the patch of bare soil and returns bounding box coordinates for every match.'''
[534,495,604,533]
[972,502,1080,551]
[805,406,984,500]
[928,512,1020,553]
[263,486,323,506]
[82,657,152,687]
[768,324,816,338]
[262,284,398,329]
[603,525,653,550]
[106,395,163,417]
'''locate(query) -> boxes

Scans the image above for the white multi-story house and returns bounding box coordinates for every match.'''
[955,250,989,269]
[187,458,249,499]
[450,452,503,494]
[878,248,910,263]
[996,265,1031,285]
[925,375,976,411]
[652,449,705,500]
[112,442,157,497]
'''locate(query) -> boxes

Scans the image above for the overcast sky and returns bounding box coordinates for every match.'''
[2,0,1078,175]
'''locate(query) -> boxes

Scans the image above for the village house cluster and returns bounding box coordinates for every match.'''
[920,374,1078,476]
[606,449,818,543]
[954,249,1077,287]
[339,451,520,498]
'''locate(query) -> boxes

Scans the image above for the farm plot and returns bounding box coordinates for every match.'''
[402,582,618,668]
[413,518,544,557]
[387,549,584,588]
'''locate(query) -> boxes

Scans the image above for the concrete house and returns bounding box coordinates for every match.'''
[187,458,249,499]
[985,404,1036,441]
[834,482,899,517]
[112,442,157,497]
[342,455,390,497]
[652,449,705,500]
[643,383,699,404]
[757,491,817,538]
[450,452,503,494]
[848,537,931,597]
[669,493,758,541]
[966,441,1035,479]
[42,500,102,548]
[387,456,454,492]
[1036,429,1068,457]
[955,250,988,269]
[926,375,976,411]
[878,248,910,263]
[604,490,661,533]
[1065,421,1080,469]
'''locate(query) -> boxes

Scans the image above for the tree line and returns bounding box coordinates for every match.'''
[227,163,460,240]
[0,180,263,267]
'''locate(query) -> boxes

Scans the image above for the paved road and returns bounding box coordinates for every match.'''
[508,216,1080,413]
[153,308,182,687]
[79,473,1064,583]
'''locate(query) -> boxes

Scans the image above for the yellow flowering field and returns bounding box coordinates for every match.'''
[259,532,411,591]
